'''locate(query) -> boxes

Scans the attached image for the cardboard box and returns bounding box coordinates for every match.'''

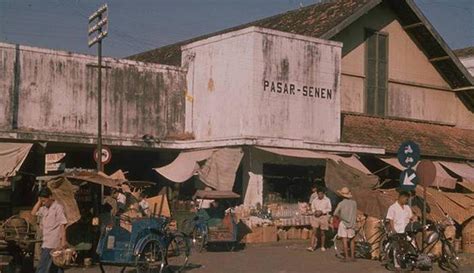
[244,226,263,243]
[262,226,277,242]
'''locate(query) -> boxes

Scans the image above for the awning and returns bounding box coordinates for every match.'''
[324,158,379,193]
[0,142,33,178]
[432,162,457,189]
[378,157,404,171]
[154,148,244,191]
[198,148,244,191]
[438,161,474,183]
[378,158,457,189]
[154,149,216,183]
[256,146,372,174]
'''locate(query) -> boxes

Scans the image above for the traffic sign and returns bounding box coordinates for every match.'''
[94,146,112,165]
[416,160,436,187]
[399,168,419,191]
[397,141,420,168]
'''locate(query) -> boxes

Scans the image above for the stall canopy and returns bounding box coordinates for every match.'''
[155,148,244,191]
[438,161,474,183]
[0,142,33,178]
[324,159,379,193]
[378,157,458,189]
[256,146,372,174]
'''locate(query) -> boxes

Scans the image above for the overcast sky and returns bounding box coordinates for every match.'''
[0,0,473,58]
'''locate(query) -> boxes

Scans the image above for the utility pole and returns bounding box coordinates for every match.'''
[88,4,108,201]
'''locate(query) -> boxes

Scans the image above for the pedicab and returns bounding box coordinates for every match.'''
[97,184,191,273]
[186,190,240,252]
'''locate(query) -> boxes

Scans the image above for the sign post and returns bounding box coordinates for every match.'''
[416,159,436,249]
[397,140,420,191]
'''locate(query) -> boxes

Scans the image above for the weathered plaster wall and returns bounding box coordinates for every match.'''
[183,27,342,143]
[335,3,474,129]
[0,43,186,143]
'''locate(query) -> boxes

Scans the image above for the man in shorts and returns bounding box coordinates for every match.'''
[307,188,332,251]
[334,187,357,261]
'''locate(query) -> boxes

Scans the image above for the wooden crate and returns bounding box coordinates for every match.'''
[462,218,474,253]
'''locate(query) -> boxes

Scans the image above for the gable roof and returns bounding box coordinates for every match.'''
[128,0,474,108]
[128,0,376,66]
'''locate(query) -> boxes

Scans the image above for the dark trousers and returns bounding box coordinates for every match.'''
[36,248,64,273]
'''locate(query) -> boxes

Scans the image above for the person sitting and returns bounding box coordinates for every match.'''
[138,192,150,217]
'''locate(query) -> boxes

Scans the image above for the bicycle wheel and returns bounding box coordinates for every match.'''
[191,227,206,252]
[439,241,459,273]
[136,240,166,273]
[166,233,190,273]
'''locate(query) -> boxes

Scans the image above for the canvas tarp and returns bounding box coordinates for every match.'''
[47,177,80,225]
[324,159,379,193]
[0,142,33,178]
[425,187,472,224]
[378,158,457,189]
[439,161,474,183]
[64,171,122,188]
[198,148,244,191]
[154,149,216,183]
[256,146,372,174]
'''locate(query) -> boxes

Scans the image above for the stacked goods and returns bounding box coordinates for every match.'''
[301,228,310,240]
[462,218,474,253]
[277,229,288,241]
[363,216,382,259]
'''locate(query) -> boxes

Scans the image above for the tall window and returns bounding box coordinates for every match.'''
[365,30,388,116]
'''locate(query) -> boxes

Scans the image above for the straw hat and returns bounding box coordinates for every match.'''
[337,187,353,198]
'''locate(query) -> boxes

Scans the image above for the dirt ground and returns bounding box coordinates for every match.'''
[68,241,474,273]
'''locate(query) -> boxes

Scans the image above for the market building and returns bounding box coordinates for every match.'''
[0,0,473,250]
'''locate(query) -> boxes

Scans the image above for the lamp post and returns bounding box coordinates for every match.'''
[88,4,108,201]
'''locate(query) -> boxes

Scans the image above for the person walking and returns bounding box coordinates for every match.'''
[334,187,357,262]
[31,188,68,273]
[307,188,331,252]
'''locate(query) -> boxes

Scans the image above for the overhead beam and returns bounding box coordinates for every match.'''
[429,56,450,62]
[453,86,474,92]
[403,22,424,30]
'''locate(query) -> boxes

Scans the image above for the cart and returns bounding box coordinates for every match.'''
[188,190,240,252]
[97,216,190,273]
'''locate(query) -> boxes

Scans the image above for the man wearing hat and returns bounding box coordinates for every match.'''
[334,187,357,262]
[31,187,68,273]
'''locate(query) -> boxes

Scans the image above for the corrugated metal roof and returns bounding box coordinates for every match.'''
[342,113,474,160]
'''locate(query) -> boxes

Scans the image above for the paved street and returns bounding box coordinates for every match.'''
[68,241,474,273]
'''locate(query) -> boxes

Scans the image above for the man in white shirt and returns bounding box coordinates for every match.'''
[32,188,68,273]
[386,191,416,234]
[307,188,332,252]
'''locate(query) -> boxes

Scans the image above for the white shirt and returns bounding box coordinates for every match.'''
[311,196,332,214]
[386,202,413,233]
[197,199,214,209]
[36,201,68,249]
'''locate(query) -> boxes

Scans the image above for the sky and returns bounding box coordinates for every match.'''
[0,0,473,58]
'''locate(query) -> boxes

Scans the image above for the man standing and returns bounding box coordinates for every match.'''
[307,188,331,251]
[32,188,68,273]
[334,187,357,262]
[386,191,417,269]
[386,191,416,234]
[308,185,318,204]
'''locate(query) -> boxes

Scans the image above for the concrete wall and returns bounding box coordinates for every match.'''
[335,3,474,129]
[182,27,342,143]
[0,43,186,144]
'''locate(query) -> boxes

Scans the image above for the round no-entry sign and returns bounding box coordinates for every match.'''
[416,160,437,187]
[94,146,112,165]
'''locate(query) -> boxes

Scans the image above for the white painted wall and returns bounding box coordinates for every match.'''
[182,27,342,143]
[459,55,474,76]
